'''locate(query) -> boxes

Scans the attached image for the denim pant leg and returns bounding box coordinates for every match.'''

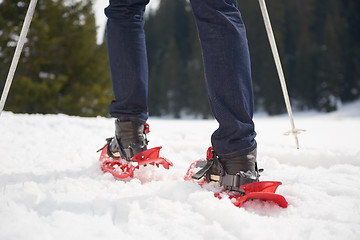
[105,0,150,124]
[190,0,257,157]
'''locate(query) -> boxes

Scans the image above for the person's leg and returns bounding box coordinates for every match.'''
[190,0,257,159]
[105,0,150,124]
[104,0,150,160]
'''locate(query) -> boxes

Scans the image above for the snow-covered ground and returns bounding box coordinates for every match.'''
[1,101,360,240]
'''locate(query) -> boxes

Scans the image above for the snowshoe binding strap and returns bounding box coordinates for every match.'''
[191,159,214,180]
[191,146,220,180]
[220,170,260,192]
[191,146,261,193]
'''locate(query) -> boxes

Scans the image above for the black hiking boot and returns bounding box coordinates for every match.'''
[106,120,148,161]
[192,147,261,193]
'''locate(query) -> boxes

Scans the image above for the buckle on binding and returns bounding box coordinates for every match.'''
[191,146,261,193]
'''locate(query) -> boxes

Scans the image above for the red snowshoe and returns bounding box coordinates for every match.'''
[99,145,173,179]
[184,147,288,208]
[98,122,173,179]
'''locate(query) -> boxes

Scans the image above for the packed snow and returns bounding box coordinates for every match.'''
[1,101,360,240]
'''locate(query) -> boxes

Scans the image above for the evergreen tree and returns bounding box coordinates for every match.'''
[2,0,359,117]
[340,0,360,102]
[145,0,210,117]
[0,0,112,116]
[314,0,345,111]
[239,0,286,114]
[145,0,360,115]
[187,19,211,119]
[287,0,319,110]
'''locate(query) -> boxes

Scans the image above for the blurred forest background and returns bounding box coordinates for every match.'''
[0,0,359,117]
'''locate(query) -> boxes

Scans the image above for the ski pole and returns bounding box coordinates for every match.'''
[0,0,38,117]
[258,0,304,149]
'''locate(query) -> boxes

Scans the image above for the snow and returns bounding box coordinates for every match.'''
[1,101,360,239]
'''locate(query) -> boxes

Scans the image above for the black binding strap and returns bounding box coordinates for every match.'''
[191,160,214,180]
[191,148,261,193]
[220,170,260,193]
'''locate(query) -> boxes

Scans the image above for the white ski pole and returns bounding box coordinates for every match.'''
[258,0,304,149]
[0,0,38,117]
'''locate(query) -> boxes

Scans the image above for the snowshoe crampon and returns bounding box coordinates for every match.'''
[99,145,173,179]
[185,159,288,208]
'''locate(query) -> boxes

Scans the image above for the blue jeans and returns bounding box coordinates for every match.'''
[105,0,257,157]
